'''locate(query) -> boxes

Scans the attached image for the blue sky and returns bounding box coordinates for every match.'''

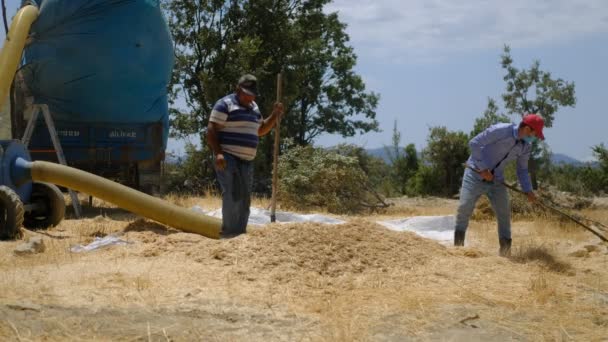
[316,0,608,161]
[3,1,607,160]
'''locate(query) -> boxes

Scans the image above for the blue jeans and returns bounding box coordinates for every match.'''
[454,168,511,240]
[215,153,253,236]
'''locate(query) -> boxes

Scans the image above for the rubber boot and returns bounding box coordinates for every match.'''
[499,238,512,257]
[454,230,465,246]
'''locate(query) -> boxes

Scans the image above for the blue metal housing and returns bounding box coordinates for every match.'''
[0,140,32,202]
[15,0,174,188]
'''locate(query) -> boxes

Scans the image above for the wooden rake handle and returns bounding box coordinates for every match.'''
[270,73,282,223]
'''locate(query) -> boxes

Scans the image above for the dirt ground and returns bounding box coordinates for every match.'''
[0,195,607,341]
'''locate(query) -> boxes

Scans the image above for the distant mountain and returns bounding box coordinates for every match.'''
[366,147,584,166]
[551,153,583,166]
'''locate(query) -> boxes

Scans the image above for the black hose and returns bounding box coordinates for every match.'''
[1,0,7,34]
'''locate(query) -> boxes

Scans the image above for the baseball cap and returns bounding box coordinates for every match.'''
[522,114,545,140]
[238,74,259,96]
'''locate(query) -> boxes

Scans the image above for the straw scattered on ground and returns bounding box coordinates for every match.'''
[0,195,607,341]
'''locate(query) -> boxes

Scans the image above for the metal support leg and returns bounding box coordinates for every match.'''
[21,104,82,218]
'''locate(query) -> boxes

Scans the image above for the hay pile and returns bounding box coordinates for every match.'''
[132,221,449,284]
[207,222,448,281]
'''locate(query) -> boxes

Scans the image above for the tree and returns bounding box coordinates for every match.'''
[400,144,419,190]
[592,143,608,192]
[330,143,390,193]
[501,45,576,127]
[284,3,380,145]
[592,143,608,171]
[536,141,553,184]
[493,45,577,188]
[384,120,403,165]
[407,164,444,197]
[389,143,419,195]
[383,121,419,195]
[423,126,470,196]
[471,97,510,138]
[163,0,379,191]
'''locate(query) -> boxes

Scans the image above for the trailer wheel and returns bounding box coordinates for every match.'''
[0,186,24,240]
[23,182,65,229]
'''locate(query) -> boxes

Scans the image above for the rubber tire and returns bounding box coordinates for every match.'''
[0,185,24,240]
[23,182,66,230]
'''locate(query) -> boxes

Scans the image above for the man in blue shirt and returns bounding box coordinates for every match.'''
[454,114,545,256]
[207,74,284,238]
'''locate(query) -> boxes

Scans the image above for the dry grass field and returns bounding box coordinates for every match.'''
[0,194,606,341]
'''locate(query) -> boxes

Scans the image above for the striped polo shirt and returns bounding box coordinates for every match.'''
[209,93,262,161]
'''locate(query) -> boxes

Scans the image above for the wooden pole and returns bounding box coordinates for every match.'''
[270,72,282,223]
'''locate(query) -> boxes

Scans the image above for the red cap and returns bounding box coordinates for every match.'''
[522,114,545,140]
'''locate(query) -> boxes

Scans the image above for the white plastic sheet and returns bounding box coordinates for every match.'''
[192,206,453,242]
[192,206,345,225]
[377,216,455,242]
[70,235,131,253]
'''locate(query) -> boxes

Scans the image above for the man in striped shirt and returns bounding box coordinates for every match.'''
[207,74,284,237]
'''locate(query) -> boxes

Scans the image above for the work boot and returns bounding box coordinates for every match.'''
[454,230,465,246]
[499,238,512,257]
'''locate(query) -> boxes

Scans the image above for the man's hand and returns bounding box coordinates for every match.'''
[259,102,286,136]
[272,102,285,121]
[215,153,226,171]
[479,169,494,182]
[526,192,537,203]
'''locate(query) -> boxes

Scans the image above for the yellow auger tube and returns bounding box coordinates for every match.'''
[0,5,39,109]
[30,161,222,239]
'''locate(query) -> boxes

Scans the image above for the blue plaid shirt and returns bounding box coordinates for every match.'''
[466,123,533,193]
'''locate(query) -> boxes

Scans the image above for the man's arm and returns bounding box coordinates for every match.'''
[208,100,229,170]
[516,146,534,196]
[207,122,227,170]
[207,122,224,155]
[258,102,284,136]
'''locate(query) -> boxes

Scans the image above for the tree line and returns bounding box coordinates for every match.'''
[162,0,605,208]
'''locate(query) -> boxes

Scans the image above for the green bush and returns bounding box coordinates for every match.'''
[163,143,216,195]
[422,126,469,196]
[278,145,374,214]
[329,144,396,197]
[544,164,605,196]
[406,164,444,197]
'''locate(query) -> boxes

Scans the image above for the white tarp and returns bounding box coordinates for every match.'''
[192,206,453,242]
[192,206,345,225]
[377,216,455,242]
[70,235,131,253]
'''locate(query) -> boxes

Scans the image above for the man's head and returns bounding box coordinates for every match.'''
[236,74,259,106]
[518,114,545,143]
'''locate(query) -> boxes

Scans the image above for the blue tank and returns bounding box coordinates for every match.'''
[14,0,174,192]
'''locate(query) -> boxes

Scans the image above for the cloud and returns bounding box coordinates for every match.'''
[325,0,608,61]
